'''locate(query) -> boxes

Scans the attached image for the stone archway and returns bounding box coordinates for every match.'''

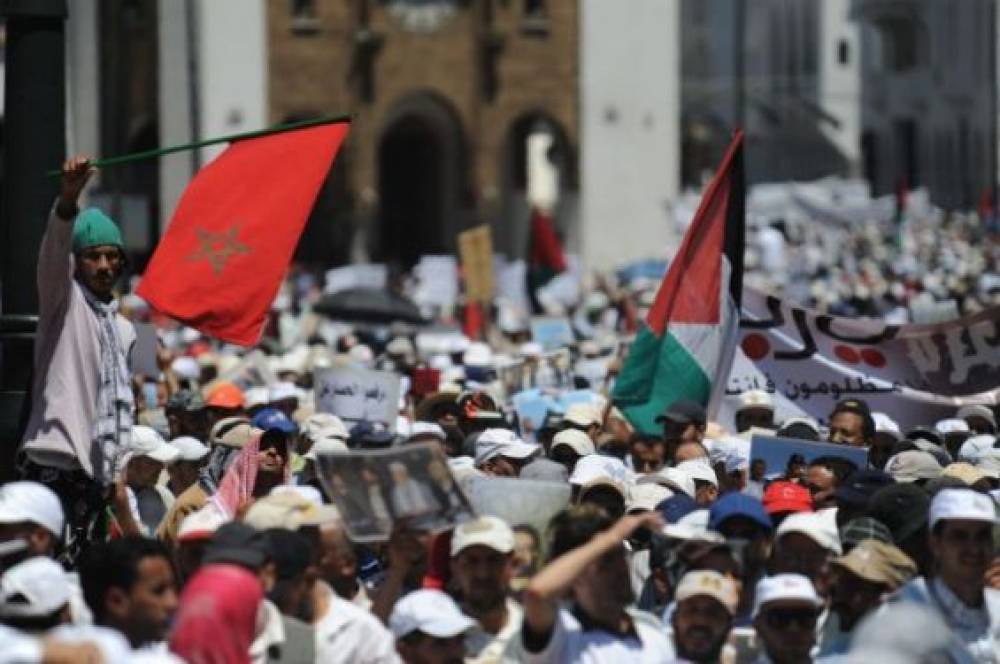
[376,93,467,269]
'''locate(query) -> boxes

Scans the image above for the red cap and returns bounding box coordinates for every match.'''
[205,381,245,409]
[763,481,813,515]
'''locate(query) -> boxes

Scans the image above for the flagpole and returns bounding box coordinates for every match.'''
[46,113,352,176]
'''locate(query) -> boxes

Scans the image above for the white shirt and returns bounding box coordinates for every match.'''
[465,598,523,663]
[313,581,400,664]
[251,600,286,664]
[521,607,675,663]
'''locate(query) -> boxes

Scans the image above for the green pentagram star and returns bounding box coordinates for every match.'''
[187,226,251,275]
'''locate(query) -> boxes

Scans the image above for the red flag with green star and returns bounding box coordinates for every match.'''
[138,121,349,345]
[612,130,745,434]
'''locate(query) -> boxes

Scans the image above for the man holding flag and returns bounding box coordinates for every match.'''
[20,155,135,560]
[612,131,745,435]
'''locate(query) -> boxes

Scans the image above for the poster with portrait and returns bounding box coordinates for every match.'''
[749,434,868,483]
[314,442,476,542]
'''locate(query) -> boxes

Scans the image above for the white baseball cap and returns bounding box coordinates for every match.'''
[936,418,971,435]
[450,516,515,557]
[302,413,349,443]
[244,492,341,531]
[885,450,943,483]
[563,403,602,428]
[169,436,210,462]
[130,425,180,464]
[777,511,842,555]
[550,429,596,457]
[675,570,739,615]
[928,488,999,529]
[872,412,902,439]
[303,435,350,461]
[244,386,270,410]
[737,390,774,413]
[170,356,200,382]
[677,459,719,489]
[627,483,672,513]
[407,422,447,442]
[957,405,997,428]
[177,506,227,543]
[959,434,997,462]
[474,429,539,466]
[0,481,64,538]
[0,556,71,618]
[753,573,823,618]
[389,589,476,640]
[638,466,696,498]
[269,381,301,403]
[568,455,630,498]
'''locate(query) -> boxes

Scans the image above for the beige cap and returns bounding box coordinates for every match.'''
[551,429,597,457]
[675,570,739,615]
[243,491,340,531]
[831,539,916,590]
[450,516,515,557]
[563,403,602,428]
[941,462,991,487]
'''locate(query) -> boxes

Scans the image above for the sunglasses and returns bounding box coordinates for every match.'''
[763,608,819,630]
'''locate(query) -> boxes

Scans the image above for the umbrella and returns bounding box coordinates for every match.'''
[314,288,426,325]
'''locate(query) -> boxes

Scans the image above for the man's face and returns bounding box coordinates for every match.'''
[549,446,582,474]
[127,457,165,490]
[694,481,719,506]
[663,421,703,446]
[672,596,733,663]
[75,245,123,298]
[770,533,829,586]
[174,410,208,440]
[451,545,511,613]
[750,460,766,481]
[630,440,666,474]
[754,601,819,664]
[828,566,886,631]
[110,556,178,646]
[868,433,897,470]
[828,412,866,446]
[167,460,202,494]
[573,543,633,616]
[736,408,773,433]
[578,486,626,520]
[319,525,358,595]
[481,456,524,478]
[0,522,54,565]
[805,465,836,509]
[258,432,288,474]
[931,519,994,587]
[397,633,465,664]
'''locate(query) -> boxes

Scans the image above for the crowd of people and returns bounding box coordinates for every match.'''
[2,160,999,664]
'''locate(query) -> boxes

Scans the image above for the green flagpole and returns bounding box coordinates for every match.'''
[46,113,352,176]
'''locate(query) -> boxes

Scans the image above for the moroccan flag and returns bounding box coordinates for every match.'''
[527,207,567,311]
[138,121,350,345]
[612,131,745,434]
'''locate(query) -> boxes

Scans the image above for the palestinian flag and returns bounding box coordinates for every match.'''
[612,131,745,434]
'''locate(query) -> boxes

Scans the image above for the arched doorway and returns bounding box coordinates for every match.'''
[376,94,467,269]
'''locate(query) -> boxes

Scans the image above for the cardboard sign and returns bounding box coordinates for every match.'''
[324,264,388,295]
[315,366,401,432]
[458,225,494,303]
[466,477,571,539]
[749,434,869,482]
[315,443,475,542]
[530,316,575,350]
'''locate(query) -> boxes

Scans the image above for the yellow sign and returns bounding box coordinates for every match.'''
[458,225,494,303]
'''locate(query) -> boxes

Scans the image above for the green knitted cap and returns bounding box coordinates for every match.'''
[72,207,124,253]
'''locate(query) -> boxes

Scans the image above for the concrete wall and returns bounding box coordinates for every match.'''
[579,0,681,271]
[818,0,861,173]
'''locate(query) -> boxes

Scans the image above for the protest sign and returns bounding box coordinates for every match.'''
[466,477,571,540]
[413,255,458,308]
[315,443,475,542]
[721,288,999,431]
[749,434,869,482]
[315,366,401,432]
[458,225,495,303]
[530,316,575,350]
[324,263,388,295]
[131,322,160,378]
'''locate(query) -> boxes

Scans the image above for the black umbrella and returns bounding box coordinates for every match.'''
[314,287,426,325]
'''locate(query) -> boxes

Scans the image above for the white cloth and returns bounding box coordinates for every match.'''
[21,206,136,483]
[313,581,400,664]
[520,607,675,663]
[465,598,523,664]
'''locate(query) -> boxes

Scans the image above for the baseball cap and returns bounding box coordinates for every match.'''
[303,435,349,461]
[171,356,200,382]
[568,455,630,497]
[830,540,917,590]
[936,418,970,436]
[638,466,696,498]
[839,517,893,550]
[872,412,902,440]
[474,428,539,466]
[166,389,205,413]
[777,511,842,554]
[209,417,255,449]
[563,403,602,429]
[244,387,270,411]
[130,425,180,464]
[905,426,942,446]
[450,516,515,557]
[203,522,270,570]
[928,488,999,529]
[301,413,349,443]
[868,483,931,544]
[177,507,227,543]
[0,556,71,618]
[244,492,340,531]
[676,459,718,488]
[627,483,672,513]
[833,470,894,508]
[0,481,64,538]
[753,574,823,618]
[389,589,476,640]
[251,408,297,435]
[656,493,700,524]
[941,462,991,487]
[957,404,997,428]
[655,400,707,426]
[737,390,774,413]
[776,417,821,441]
[169,436,210,462]
[407,422,447,442]
[831,398,871,417]
[674,570,739,615]
[885,450,943,483]
[205,381,245,409]
[550,429,596,457]
[709,493,773,533]
[269,381,300,403]
[958,434,997,462]
[763,481,813,515]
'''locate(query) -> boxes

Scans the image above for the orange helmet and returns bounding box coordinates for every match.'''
[205,381,245,409]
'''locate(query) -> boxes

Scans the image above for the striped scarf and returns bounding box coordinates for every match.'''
[81,287,133,484]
